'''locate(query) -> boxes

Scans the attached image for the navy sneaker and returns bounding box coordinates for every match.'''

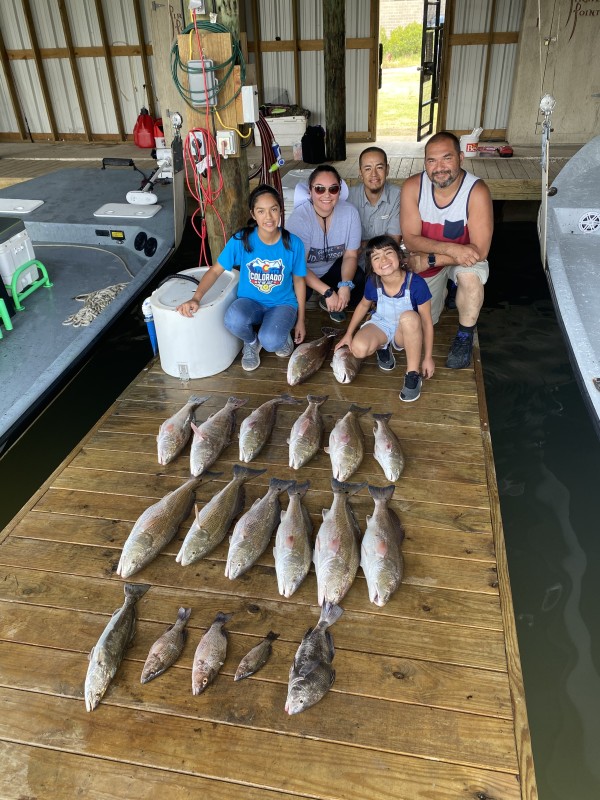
[446,330,474,369]
[400,371,422,402]
[376,344,396,371]
[319,296,346,323]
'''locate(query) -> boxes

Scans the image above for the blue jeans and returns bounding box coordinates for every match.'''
[224,298,297,352]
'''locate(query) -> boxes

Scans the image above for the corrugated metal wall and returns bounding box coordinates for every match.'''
[444,0,523,134]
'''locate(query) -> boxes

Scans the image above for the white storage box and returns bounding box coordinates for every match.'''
[151,267,242,379]
[0,218,38,294]
[255,115,308,147]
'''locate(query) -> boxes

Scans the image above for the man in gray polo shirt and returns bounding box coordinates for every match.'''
[348,146,402,370]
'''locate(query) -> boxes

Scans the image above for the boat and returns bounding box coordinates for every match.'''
[540,116,600,435]
[0,134,186,452]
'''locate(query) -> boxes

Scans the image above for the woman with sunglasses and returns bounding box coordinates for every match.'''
[287,165,364,323]
[176,185,306,372]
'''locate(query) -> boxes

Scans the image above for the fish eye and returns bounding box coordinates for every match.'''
[202,677,208,686]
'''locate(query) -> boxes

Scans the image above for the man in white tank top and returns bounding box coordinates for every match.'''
[400,131,493,369]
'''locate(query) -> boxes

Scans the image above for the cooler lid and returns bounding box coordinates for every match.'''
[0,216,26,245]
[151,267,238,309]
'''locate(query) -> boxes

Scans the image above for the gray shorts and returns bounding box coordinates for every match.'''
[361,317,405,350]
[425,261,489,325]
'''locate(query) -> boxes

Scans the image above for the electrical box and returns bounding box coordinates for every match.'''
[188,0,206,12]
[188,59,218,107]
[241,85,260,123]
[216,131,237,158]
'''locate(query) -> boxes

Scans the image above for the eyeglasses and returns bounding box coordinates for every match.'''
[312,184,341,195]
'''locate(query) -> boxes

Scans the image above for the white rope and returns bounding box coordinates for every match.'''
[62,283,129,327]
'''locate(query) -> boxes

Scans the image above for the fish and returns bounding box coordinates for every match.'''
[140,607,192,684]
[117,475,216,579]
[234,631,280,681]
[157,395,210,465]
[239,394,302,462]
[191,611,233,695]
[285,602,344,715]
[190,395,248,476]
[84,582,150,711]
[313,478,366,606]
[176,464,266,566]
[331,345,363,384]
[287,327,339,386]
[361,484,405,607]
[372,412,405,481]
[225,477,295,579]
[325,403,371,481]
[273,481,313,598]
[288,394,328,469]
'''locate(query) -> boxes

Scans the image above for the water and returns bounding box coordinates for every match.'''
[1,218,599,798]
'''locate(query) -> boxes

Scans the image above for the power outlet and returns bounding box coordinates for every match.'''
[216,130,237,158]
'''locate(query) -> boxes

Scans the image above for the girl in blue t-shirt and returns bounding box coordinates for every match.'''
[177,185,307,371]
[335,235,435,402]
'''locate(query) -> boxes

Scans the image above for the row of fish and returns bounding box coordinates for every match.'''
[84,584,341,715]
[157,392,406,483]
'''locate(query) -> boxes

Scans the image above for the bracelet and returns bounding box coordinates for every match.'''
[337,280,355,289]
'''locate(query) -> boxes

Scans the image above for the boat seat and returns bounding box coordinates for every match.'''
[0,298,13,339]
[8,259,53,311]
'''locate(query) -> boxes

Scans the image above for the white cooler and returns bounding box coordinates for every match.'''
[255,115,307,146]
[0,217,38,294]
[151,267,241,379]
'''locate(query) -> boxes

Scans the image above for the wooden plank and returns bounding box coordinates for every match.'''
[0,19,28,139]
[22,0,59,140]
[93,0,126,140]
[58,0,92,141]
[133,0,156,119]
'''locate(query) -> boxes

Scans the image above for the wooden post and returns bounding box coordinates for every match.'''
[58,0,92,141]
[323,0,346,161]
[22,0,59,141]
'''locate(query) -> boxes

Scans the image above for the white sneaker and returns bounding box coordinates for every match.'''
[241,339,262,371]
[275,333,294,358]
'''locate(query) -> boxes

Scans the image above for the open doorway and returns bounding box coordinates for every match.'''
[376,1,445,141]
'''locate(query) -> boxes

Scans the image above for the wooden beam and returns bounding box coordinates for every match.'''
[133,0,156,119]
[323,0,346,161]
[250,0,264,104]
[291,0,301,106]
[93,0,126,140]
[6,45,153,59]
[479,0,497,131]
[448,32,518,46]
[0,22,28,140]
[22,0,59,141]
[437,0,456,131]
[57,0,92,142]
[247,37,373,54]
[367,0,379,141]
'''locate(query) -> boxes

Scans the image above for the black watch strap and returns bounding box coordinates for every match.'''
[427,253,436,268]
[323,287,334,298]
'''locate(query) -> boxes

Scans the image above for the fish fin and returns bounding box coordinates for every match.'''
[321,326,340,338]
[233,464,267,480]
[214,611,234,625]
[178,607,192,623]
[88,645,95,662]
[269,477,296,493]
[280,393,303,405]
[124,583,151,601]
[325,630,335,661]
[368,484,396,502]
[227,396,248,408]
[365,513,372,525]
[329,668,336,687]
[265,631,280,641]
[289,480,310,498]
[190,420,201,436]
[331,478,368,496]
[320,601,344,628]
[372,412,392,422]
[296,657,321,678]
[324,446,330,454]
[189,394,210,406]
[348,403,371,416]
[307,394,328,405]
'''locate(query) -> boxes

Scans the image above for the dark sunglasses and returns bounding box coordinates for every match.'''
[312,184,341,195]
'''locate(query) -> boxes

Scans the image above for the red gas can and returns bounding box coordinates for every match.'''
[133,107,155,148]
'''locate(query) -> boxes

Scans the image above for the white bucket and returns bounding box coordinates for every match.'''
[460,135,479,158]
[150,267,242,379]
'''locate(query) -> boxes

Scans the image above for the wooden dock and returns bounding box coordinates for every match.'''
[0,310,536,799]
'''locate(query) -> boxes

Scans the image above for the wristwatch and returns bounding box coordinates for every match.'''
[427,253,436,268]
[337,280,355,289]
[323,287,335,299]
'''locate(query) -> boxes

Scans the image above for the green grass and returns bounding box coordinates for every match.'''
[376,67,437,139]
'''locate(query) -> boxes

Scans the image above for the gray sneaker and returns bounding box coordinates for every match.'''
[241,339,262,371]
[275,332,294,358]
[400,371,422,402]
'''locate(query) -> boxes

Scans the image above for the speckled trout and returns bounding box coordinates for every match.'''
[157,395,210,465]
[190,396,247,476]
[288,395,328,469]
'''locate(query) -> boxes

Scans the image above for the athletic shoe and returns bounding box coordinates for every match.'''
[241,339,262,371]
[376,344,396,371]
[400,371,422,402]
[275,332,294,358]
[445,280,457,309]
[446,330,474,369]
[319,296,346,323]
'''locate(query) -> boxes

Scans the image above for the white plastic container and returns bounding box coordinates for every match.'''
[255,116,308,147]
[460,134,480,158]
[0,228,38,293]
[150,267,241,378]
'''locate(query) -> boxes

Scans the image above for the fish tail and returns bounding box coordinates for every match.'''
[124,583,151,601]
[319,601,344,628]
[214,611,234,625]
[227,396,248,409]
[201,469,224,481]
[279,393,303,405]
[372,412,392,423]
[269,477,297,493]
[289,480,310,498]
[368,484,396,502]
[178,607,192,623]
[265,631,280,641]
[189,394,210,407]
[307,394,328,406]
[321,326,340,338]
[331,477,368,496]
[233,464,267,481]
[349,403,371,416]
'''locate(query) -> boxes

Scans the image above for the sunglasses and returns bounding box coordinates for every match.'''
[312,184,341,195]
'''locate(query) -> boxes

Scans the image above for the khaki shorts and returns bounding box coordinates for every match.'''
[425,261,489,325]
